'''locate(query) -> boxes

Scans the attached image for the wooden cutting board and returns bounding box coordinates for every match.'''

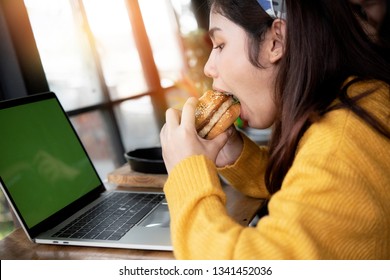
[107,163,167,188]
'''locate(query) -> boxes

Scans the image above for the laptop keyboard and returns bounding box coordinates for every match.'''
[52,192,165,241]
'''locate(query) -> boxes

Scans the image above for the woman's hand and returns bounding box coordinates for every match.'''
[214,126,243,167]
[160,97,244,173]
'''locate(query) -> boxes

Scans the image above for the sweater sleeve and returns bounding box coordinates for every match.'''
[218,131,270,198]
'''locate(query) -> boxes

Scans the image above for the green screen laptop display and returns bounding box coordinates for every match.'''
[0,96,101,228]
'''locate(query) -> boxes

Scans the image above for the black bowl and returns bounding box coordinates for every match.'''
[124,147,167,174]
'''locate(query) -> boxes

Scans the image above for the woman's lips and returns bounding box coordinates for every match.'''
[239,105,247,122]
[240,104,245,120]
[212,87,225,93]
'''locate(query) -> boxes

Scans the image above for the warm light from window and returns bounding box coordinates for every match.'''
[171,0,199,34]
[25,0,185,103]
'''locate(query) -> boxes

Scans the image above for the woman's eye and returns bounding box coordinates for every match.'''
[213,44,224,50]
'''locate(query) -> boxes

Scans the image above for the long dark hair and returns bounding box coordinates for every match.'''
[208,0,390,194]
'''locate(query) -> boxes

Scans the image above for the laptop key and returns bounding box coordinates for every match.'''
[126,205,154,224]
[108,225,135,240]
[81,231,100,239]
[57,232,73,238]
[120,223,135,231]
[70,232,87,238]
[95,230,115,240]
[107,232,127,241]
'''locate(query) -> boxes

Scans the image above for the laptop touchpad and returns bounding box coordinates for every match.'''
[139,204,170,228]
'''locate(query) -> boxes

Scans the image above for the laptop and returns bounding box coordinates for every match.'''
[0,92,172,251]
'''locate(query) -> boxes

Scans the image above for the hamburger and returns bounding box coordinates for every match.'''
[195,90,240,139]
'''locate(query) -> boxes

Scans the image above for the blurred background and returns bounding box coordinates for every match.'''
[0,0,270,240]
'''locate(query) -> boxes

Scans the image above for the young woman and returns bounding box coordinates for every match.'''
[160,0,390,259]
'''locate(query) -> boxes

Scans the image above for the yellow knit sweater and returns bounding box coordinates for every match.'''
[163,79,390,259]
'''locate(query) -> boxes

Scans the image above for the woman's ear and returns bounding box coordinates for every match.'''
[269,19,286,64]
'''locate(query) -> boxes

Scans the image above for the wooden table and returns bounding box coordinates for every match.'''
[0,164,265,260]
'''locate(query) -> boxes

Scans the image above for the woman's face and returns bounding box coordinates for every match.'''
[204,11,278,129]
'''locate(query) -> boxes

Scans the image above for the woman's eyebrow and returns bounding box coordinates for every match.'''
[208,27,222,39]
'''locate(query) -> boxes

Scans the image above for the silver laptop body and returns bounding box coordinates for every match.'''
[0,92,172,251]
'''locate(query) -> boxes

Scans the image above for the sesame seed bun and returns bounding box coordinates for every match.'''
[195,90,240,139]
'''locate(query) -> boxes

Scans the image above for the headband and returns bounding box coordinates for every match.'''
[257,0,286,19]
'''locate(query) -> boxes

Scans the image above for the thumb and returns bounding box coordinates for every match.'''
[210,128,233,150]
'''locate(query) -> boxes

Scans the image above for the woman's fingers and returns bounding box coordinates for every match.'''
[164,97,198,129]
[180,97,198,128]
[164,108,181,126]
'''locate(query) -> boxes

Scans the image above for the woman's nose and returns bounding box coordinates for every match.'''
[204,54,217,79]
